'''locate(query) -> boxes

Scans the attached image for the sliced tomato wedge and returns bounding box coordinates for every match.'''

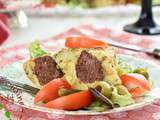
[34,78,72,103]
[65,36,108,48]
[44,90,93,110]
[120,73,151,98]
[129,87,146,98]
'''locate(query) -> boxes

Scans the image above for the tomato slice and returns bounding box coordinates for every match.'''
[44,90,93,110]
[34,78,72,103]
[129,87,146,98]
[120,73,151,98]
[65,36,108,48]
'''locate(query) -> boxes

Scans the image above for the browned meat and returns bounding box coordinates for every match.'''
[76,51,104,83]
[34,56,63,85]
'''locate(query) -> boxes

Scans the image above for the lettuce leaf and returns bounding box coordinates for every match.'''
[29,41,47,59]
[111,85,134,107]
[117,57,133,75]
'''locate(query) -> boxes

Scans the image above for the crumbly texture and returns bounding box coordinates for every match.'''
[23,59,41,88]
[53,47,121,90]
[24,46,134,107]
[23,55,63,87]
[53,48,87,90]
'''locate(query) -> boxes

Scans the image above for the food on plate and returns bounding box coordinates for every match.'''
[121,73,151,98]
[23,41,63,88]
[133,68,149,80]
[41,0,66,7]
[53,44,120,90]
[45,90,93,110]
[34,78,72,103]
[41,0,140,8]
[24,36,151,111]
[65,36,108,48]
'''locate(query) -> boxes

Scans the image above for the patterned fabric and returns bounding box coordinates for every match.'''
[0,25,160,120]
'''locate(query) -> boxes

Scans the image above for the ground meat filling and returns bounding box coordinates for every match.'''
[76,51,104,83]
[34,56,63,85]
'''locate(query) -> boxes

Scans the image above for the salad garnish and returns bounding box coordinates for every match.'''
[23,36,151,112]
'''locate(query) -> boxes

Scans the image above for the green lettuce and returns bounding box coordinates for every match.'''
[85,100,110,112]
[153,0,160,4]
[111,85,134,107]
[29,41,47,59]
[117,57,133,75]
[64,0,89,8]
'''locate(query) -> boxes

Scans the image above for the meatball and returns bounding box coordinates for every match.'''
[76,51,104,83]
[34,56,63,85]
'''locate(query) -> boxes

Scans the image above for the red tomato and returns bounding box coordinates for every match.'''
[0,20,10,44]
[120,73,151,98]
[44,90,93,110]
[65,36,108,48]
[129,87,146,98]
[42,2,55,7]
[34,78,72,103]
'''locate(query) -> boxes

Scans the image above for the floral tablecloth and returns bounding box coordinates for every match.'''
[0,25,160,120]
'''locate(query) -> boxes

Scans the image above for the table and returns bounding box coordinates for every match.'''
[0,5,160,120]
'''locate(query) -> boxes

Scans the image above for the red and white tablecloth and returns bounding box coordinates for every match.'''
[0,25,160,120]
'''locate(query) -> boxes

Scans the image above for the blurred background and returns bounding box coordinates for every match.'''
[0,0,160,47]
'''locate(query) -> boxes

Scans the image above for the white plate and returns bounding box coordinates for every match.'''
[0,55,160,115]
